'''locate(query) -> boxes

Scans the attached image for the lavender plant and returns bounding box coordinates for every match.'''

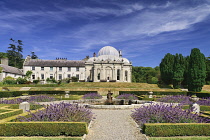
[16,102,93,123]
[29,95,56,102]
[116,93,138,100]
[131,104,210,126]
[82,93,102,99]
[0,98,23,104]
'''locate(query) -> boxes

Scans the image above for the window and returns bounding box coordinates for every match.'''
[68,67,71,71]
[41,67,44,70]
[14,74,16,77]
[67,74,71,78]
[59,67,62,71]
[50,74,53,79]
[59,74,62,80]
[117,69,120,80]
[76,74,79,79]
[76,67,79,71]
[32,75,35,79]
[32,66,35,70]
[41,74,44,80]
[125,71,128,81]
[97,73,100,80]
[50,67,53,71]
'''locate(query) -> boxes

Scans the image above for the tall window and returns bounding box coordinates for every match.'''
[76,74,79,79]
[50,67,53,71]
[117,69,120,80]
[68,67,71,71]
[97,73,100,80]
[32,74,35,79]
[50,74,53,79]
[41,67,44,70]
[67,74,71,78]
[32,66,35,70]
[59,67,62,71]
[125,71,128,81]
[59,74,62,80]
[76,67,79,71]
[41,74,44,79]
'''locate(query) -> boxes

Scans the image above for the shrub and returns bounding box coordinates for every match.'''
[16,77,27,84]
[16,102,93,123]
[116,93,138,100]
[131,104,210,127]
[82,93,102,99]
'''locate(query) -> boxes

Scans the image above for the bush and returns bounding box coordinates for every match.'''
[71,77,78,82]
[131,104,210,127]
[0,122,87,136]
[16,77,27,84]
[116,93,138,100]
[33,80,40,84]
[82,93,102,99]
[0,109,23,120]
[143,123,210,137]
[16,102,93,123]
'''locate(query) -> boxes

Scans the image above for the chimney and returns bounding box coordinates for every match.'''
[119,50,122,57]
[0,58,8,65]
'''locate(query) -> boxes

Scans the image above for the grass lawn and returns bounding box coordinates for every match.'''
[149,137,210,140]
[0,137,82,140]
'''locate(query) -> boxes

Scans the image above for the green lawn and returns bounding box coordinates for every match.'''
[0,137,82,140]
[149,137,210,140]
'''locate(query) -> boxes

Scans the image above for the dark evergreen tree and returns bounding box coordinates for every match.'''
[31,52,38,59]
[188,48,206,92]
[160,53,174,85]
[181,56,190,87]
[172,54,185,89]
[206,56,210,85]
[7,38,23,68]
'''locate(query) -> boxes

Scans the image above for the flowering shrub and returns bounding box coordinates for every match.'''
[157,95,210,106]
[131,104,210,126]
[0,98,23,104]
[82,93,102,99]
[116,94,138,100]
[29,95,56,102]
[17,102,93,123]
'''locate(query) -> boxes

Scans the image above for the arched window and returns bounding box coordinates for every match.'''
[117,69,120,80]
[98,73,100,80]
[125,71,128,81]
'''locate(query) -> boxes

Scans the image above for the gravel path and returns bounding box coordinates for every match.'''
[85,109,147,140]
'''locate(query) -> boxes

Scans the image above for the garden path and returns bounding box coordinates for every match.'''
[85,109,147,140]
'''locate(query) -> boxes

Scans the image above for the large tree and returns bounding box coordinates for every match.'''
[172,54,185,89]
[206,56,210,85]
[160,53,174,85]
[188,48,206,92]
[7,38,23,68]
[31,52,38,59]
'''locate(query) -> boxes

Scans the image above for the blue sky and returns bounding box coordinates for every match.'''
[0,0,210,67]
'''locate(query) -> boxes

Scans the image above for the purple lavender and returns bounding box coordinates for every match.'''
[116,94,138,100]
[17,102,93,123]
[0,98,23,104]
[29,95,56,102]
[131,104,210,126]
[82,93,102,99]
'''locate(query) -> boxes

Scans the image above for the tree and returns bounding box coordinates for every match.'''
[26,70,33,81]
[188,48,206,92]
[160,53,174,85]
[0,52,7,58]
[31,52,38,59]
[7,38,24,68]
[206,56,210,85]
[172,54,185,89]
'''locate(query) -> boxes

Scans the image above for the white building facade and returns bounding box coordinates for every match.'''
[23,46,132,82]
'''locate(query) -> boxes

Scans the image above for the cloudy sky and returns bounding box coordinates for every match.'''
[0,0,210,67]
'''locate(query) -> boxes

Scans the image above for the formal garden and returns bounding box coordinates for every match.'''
[0,82,210,140]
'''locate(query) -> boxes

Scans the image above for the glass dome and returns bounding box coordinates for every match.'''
[98,46,119,57]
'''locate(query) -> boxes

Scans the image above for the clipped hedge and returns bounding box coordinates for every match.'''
[0,109,23,120]
[143,123,210,137]
[0,122,87,136]
[187,92,210,98]
[119,91,187,96]
[0,91,97,97]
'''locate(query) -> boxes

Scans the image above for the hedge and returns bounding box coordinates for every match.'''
[0,122,87,136]
[0,91,97,97]
[0,109,23,120]
[143,123,210,137]
[187,92,210,98]
[119,91,188,96]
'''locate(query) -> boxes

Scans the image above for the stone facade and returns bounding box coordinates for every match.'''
[22,46,132,82]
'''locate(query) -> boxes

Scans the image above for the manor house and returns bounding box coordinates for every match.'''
[23,46,132,82]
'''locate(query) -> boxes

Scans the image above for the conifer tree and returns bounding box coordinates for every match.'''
[188,48,206,92]
[160,53,174,85]
[172,54,185,89]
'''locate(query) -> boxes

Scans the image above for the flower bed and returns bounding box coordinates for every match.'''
[116,93,138,100]
[82,93,102,99]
